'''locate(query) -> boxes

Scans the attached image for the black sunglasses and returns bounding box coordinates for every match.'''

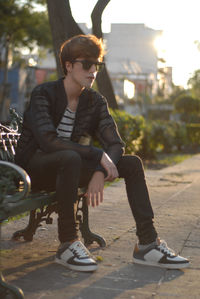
[71,59,105,72]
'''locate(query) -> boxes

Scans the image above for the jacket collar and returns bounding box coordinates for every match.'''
[57,77,93,115]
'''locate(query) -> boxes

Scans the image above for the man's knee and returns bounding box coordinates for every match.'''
[130,155,143,169]
[118,155,144,177]
[120,154,143,168]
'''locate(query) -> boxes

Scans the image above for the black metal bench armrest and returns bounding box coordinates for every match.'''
[0,161,31,208]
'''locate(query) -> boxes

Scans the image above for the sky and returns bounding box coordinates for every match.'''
[69,0,200,88]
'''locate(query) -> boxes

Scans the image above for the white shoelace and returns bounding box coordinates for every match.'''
[71,242,90,258]
[158,240,175,257]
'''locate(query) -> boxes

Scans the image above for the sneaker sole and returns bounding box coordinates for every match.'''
[133,257,190,269]
[54,257,98,272]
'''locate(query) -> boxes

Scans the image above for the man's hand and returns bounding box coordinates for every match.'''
[100,152,119,182]
[86,171,104,207]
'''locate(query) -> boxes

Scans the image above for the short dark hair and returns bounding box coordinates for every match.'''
[60,34,104,75]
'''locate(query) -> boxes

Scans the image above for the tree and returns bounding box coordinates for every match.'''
[46,0,118,109]
[91,0,118,109]
[174,94,200,122]
[46,0,83,77]
[188,69,200,99]
[167,84,187,104]
[0,0,52,120]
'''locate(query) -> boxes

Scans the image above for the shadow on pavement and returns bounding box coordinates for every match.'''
[3,259,184,298]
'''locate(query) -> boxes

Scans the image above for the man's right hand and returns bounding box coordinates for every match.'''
[100,152,119,182]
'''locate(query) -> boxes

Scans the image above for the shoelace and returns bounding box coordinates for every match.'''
[71,243,90,259]
[157,240,175,257]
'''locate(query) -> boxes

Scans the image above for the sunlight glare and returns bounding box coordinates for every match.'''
[154,35,166,58]
[124,80,135,99]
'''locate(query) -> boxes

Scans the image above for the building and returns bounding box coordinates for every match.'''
[105,24,162,105]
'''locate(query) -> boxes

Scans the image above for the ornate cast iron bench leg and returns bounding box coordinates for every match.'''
[77,193,106,247]
[0,273,24,299]
[12,209,38,241]
[12,203,57,242]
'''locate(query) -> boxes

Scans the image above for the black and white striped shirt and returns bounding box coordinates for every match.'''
[57,107,76,139]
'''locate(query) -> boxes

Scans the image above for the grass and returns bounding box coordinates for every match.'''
[144,153,193,170]
[1,212,29,225]
[0,249,12,257]
[104,177,121,187]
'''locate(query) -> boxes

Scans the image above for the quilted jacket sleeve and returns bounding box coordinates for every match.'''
[95,96,125,174]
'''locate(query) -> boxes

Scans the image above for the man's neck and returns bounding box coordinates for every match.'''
[63,76,84,112]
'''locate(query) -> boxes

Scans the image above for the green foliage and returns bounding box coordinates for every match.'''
[174,95,200,114]
[157,153,192,166]
[0,0,52,57]
[110,109,145,154]
[172,122,187,151]
[167,84,187,103]
[147,108,172,121]
[174,94,200,122]
[144,153,192,170]
[140,121,200,158]
[188,69,200,99]
[45,71,58,82]
[139,121,176,158]
[0,165,20,202]
[186,123,200,148]
[30,0,47,5]
[110,108,200,159]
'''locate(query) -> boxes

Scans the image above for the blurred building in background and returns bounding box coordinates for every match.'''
[104,23,172,114]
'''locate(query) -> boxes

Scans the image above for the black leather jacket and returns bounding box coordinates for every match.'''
[15,78,125,172]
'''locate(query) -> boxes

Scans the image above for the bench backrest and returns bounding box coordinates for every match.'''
[0,109,21,162]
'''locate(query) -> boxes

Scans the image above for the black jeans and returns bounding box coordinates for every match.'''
[27,150,157,244]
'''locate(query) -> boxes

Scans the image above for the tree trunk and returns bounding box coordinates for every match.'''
[91,0,110,38]
[46,0,83,77]
[0,36,10,121]
[96,68,118,109]
[91,0,118,109]
[46,0,118,108]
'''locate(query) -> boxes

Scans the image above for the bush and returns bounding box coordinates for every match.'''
[139,121,176,159]
[110,111,180,158]
[138,122,156,158]
[186,123,200,148]
[105,109,200,159]
[0,165,21,200]
[172,122,187,151]
[110,109,145,154]
[174,95,200,122]
[174,95,200,114]
[139,121,200,157]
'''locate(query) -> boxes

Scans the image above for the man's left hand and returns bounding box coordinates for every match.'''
[86,171,104,207]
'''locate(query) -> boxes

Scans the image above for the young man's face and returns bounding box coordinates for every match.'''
[66,57,102,89]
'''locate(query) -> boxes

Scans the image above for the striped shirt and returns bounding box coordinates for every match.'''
[57,107,76,140]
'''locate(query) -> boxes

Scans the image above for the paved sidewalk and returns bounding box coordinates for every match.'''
[1,154,200,298]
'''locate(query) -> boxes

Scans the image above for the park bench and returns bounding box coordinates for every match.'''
[0,108,106,299]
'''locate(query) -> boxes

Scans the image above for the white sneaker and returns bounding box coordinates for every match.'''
[133,239,190,269]
[55,240,98,272]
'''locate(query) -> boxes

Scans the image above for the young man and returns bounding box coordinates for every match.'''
[15,35,189,272]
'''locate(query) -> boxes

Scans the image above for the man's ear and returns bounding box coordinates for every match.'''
[65,61,72,73]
